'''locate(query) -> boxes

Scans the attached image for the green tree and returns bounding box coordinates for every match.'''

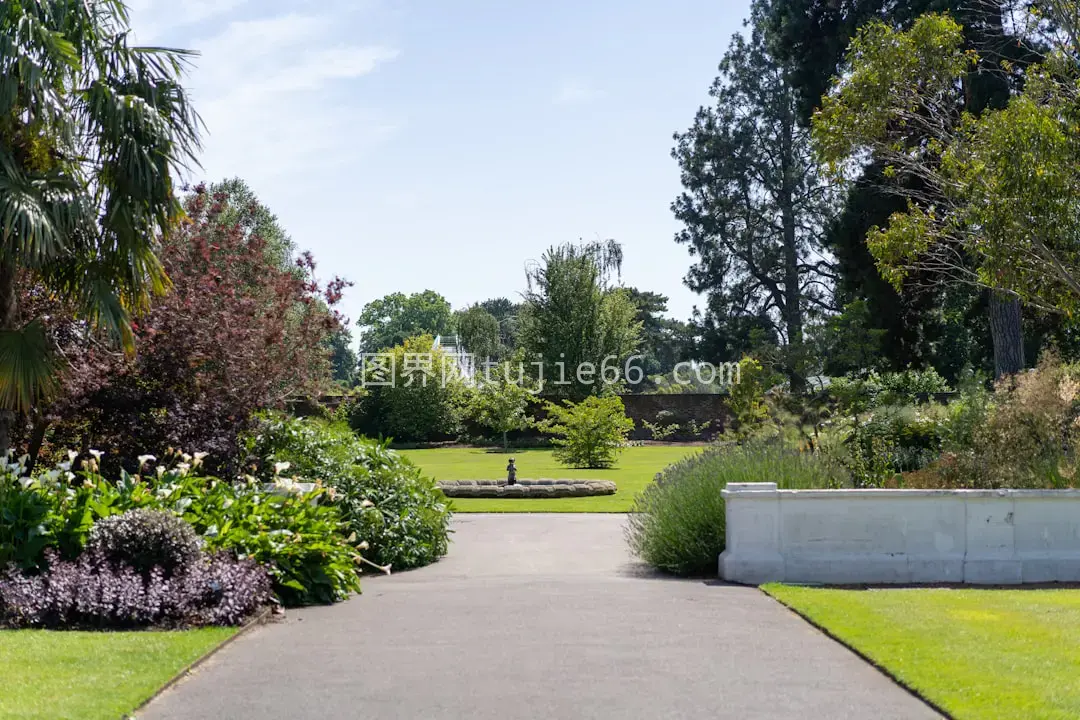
[672,5,835,392]
[206,178,295,269]
[766,0,1042,378]
[478,297,522,351]
[351,335,465,442]
[625,288,693,381]
[0,0,200,452]
[466,360,534,449]
[357,291,455,352]
[456,305,501,360]
[519,240,642,399]
[326,327,358,387]
[536,394,634,469]
[813,10,1080,376]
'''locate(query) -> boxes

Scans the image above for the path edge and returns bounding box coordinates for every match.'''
[126,605,276,719]
[759,586,954,720]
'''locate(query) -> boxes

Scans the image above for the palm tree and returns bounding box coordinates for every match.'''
[0,0,200,453]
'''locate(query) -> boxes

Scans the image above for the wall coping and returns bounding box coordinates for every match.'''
[721,482,1080,499]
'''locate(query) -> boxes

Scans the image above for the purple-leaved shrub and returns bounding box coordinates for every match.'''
[86,509,202,578]
[0,549,271,628]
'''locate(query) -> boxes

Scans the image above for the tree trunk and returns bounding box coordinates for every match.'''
[989,292,1025,380]
[0,259,17,457]
[25,414,49,475]
[780,104,806,395]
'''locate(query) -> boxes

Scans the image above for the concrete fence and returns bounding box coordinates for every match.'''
[718,483,1080,585]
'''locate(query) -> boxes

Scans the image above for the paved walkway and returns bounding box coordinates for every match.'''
[141,515,939,720]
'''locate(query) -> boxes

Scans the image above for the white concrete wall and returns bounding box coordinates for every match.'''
[718,483,1080,585]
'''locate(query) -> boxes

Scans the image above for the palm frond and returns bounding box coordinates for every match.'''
[0,320,64,412]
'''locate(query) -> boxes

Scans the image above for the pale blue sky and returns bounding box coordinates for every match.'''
[128,0,754,332]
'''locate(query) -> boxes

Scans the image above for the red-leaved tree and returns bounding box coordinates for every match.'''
[20,183,349,471]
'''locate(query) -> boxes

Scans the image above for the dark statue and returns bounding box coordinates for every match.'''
[506,457,517,485]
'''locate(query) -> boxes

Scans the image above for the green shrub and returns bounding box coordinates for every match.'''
[841,405,945,487]
[536,395,634,469]
[728,357,770,432]
[350,335,466,442]
[86,509,201,578]
[922,354,1080,489]
[0,455,361,606]
[245,415,451,571]
[626,443,847,576]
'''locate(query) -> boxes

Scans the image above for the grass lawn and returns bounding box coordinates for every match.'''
[0,627,237,720]
[764,585,1080,720]
[400,445,704,512]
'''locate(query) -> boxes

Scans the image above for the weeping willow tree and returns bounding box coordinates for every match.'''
[0,0,201,452]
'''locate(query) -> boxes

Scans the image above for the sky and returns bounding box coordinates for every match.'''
[127,0,755,334]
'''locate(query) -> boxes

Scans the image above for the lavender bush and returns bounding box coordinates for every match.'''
[0,549,271,629]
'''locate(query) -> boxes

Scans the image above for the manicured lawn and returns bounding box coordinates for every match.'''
[764,585,1080,720]
[0,627,237,720]
[400,445,705,512]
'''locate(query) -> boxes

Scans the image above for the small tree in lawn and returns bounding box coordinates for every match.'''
[466,363,533,450]
[537,395,634,469]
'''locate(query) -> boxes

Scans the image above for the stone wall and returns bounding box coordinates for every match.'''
[719,483,1080,585]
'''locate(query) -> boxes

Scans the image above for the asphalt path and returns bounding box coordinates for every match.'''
[139,514,940,720]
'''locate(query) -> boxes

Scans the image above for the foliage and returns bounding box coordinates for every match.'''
[28,184,346,472]
[477,297,522,352]
[0,548,270,629]
[811,9,1079,376]
[840,405,945,487]
[767,0,1044,377]
[0,0,201,452]
[624,288,693,382]
[0,455,361,606]
[350,335,466,443]
[464,360,534,448]
[830,367,952,415]
[626,443,848,575]
[245,415,451,571]
[536,395,634,469]
[810,300,887,376]
[86,509,201,579]
[926,354,1080,489]
[727,357,771,431]
[357,291,455,353]
[671,4,835,389]
[456,305,502,360]
[519,240,642,400]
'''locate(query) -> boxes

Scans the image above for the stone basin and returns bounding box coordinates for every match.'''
[437,479,617,498]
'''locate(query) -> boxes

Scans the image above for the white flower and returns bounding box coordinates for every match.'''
[175,462,192,476]
[156,466,166,479]
[181,452,193,463]
[360,499,375,509]
[192,451,209,468]
[66,450,78,463]
[88,449,103,461]
[137,455,156,468]
[18,476,34,489]
[273,461,291,475]
[357,541,370,551]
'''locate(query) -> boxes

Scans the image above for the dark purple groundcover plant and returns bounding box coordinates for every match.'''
[0,549,272,629]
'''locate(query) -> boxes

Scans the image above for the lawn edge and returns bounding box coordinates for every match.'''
[760,585,954,720]
[126,606,275,719]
